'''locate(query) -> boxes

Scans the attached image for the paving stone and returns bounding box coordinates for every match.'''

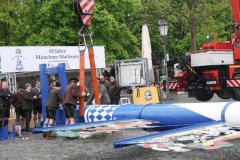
[0,92,237,159]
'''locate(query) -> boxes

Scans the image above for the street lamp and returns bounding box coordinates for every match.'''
[159,17,171,99]
[159,18,168,37]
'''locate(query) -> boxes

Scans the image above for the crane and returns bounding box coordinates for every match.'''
[73,0,100,122]
[175,0,240,101]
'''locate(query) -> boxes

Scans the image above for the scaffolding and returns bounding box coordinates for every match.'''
[6,72,17,93]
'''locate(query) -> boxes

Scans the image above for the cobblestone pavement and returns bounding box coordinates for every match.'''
[0,92,236,160]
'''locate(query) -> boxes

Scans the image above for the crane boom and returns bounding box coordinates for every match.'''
[231,0,240,24]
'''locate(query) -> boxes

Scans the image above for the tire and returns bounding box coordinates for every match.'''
[233,88,240,100]
[216,90,231,99]
[194,88,214,101]
[233,75,240,101]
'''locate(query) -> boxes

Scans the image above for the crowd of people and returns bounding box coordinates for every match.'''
[0,81,41,132]
[0,74,122,134]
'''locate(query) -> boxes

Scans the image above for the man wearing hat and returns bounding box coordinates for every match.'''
[63,77,86,125]
[44,80,63,128]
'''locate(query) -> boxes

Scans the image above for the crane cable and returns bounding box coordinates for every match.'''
[73,0,100,120]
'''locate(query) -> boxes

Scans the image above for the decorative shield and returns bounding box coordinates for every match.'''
[78,0,95,26]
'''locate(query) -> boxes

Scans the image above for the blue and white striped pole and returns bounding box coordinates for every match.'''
[33,101,240,134]
[84,101,239,129]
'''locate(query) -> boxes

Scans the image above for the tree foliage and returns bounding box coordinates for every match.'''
[132,0,233,59]
[0,0,234,62]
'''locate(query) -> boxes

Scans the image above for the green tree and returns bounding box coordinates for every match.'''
[92,0,142,62]
[0,0,143,63]
[26,0,79,45]
[133,0,233,59]
[0,0,235,62]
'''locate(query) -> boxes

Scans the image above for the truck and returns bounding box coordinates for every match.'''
[175,0,240,101]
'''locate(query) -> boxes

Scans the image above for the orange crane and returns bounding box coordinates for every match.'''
[73,0,100,122]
